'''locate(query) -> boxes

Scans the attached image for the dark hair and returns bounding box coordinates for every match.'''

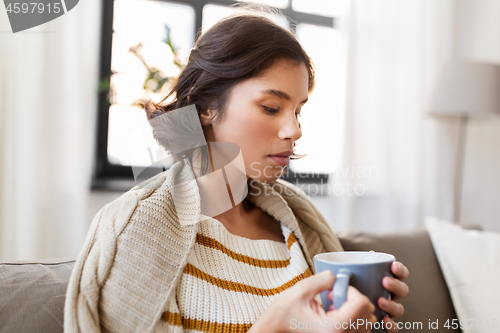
[146,6,314,175]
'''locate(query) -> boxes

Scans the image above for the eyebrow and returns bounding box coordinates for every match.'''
[261,89,308,104]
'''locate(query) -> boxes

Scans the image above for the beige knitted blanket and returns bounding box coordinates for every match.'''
[64,159,343,332]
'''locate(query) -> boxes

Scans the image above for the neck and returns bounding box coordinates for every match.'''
[212,195,255,226]
[188,144,253,221]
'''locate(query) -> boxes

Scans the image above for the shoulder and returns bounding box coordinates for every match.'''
[66,161,198,331]
[262,179,344,261]
[271,179,333,232]
[91,170,171,237]
[99,160,192,232]
[81,161,195,289]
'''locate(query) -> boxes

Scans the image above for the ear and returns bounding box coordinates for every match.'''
[187,86,195,104]
[199,107,216,127]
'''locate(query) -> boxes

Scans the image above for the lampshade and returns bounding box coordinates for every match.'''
[428,61,500,117]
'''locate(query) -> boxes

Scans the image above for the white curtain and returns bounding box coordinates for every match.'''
[312,0,459,233]
[0,0,102,261]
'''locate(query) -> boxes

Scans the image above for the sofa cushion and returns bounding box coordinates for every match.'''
[0,259,76,333]
[337,229,461,333]
[425,217,500,333]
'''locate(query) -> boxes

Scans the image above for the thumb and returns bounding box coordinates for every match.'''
[296,271,335,299]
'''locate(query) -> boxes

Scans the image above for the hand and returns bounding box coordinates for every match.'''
[377,261,410,332]
[249,271,377,333]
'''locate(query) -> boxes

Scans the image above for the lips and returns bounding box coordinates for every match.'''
[270,150,293,157]
[268,150,293,166]
[269,155,290,166]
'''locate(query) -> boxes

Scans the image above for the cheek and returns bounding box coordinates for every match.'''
[228,111,271,147]
[240,117,273,155]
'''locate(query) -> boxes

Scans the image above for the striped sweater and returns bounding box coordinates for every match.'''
[163,218,320,332]
[64,159,343,333]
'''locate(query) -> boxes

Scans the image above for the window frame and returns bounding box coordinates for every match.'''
[92,0,335,192]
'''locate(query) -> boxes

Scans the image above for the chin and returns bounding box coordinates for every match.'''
[246,160,285,183]
[250,171,283,184]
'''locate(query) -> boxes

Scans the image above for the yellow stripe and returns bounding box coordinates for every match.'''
[162,311,252,332]
[196,233,291,268]
[161,311,182,326]
[183,263,313,296]
[287,232,297,250]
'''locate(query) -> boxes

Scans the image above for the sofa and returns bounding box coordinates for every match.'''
[0,229,461,333]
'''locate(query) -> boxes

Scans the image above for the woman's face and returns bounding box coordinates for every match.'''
[202,58,309,183]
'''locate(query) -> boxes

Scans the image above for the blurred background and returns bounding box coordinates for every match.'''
[1,0,499,261]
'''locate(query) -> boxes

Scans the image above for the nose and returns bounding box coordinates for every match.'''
[277,112,302,142]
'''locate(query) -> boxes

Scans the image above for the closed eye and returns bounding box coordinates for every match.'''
[262,106,279,114]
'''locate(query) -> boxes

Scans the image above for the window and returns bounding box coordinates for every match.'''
[92,0,346,193]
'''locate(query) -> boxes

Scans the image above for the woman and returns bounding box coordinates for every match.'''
[65,8,409,333]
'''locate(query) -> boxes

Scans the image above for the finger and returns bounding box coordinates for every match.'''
[355,315,378,333]
[309,298,326,315]
[327,286,372,309]
[378,297,405,319]
[336,286,375,320]
[382,277,409,301]
[296,271,335,300]
[383,316,400,333]
[391,261,409,280]
[360,314,378,333]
